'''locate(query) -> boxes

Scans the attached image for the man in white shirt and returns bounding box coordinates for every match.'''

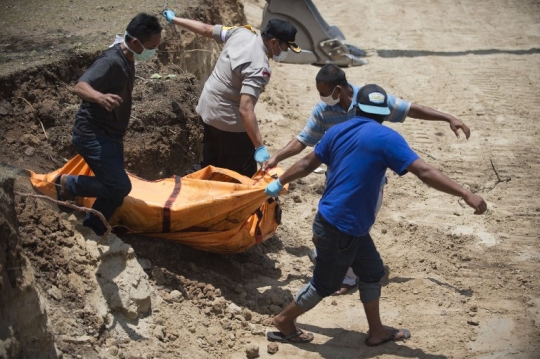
[163,10,301,176]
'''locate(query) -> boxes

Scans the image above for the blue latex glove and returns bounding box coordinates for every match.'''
[162,9,175,23]
[254,145,270,164]
[265,179,283,197]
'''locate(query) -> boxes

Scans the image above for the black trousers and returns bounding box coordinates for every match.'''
[201,122,257,177]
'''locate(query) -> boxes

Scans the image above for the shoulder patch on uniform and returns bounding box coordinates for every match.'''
[222,25,257,34]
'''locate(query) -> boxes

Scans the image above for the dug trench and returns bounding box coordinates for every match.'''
[0,1,302,358]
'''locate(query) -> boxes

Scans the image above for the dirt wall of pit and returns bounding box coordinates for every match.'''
[0,171,58,359]
[0,1,250,358]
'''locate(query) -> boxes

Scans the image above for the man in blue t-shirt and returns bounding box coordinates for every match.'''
[264,84,487,346]
[54,14,162,236]
[263,63,472,295]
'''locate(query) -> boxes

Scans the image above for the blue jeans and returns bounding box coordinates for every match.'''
[311,212,385,297]
[64,133,132,235]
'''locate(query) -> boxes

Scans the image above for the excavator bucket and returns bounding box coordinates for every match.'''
[262,0,368,67]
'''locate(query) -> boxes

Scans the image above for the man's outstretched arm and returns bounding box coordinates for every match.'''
[163,10,214,39]
[408,103,471,139]
[407,158,486,214]
[262,138,307,172]
[265,152,321,196]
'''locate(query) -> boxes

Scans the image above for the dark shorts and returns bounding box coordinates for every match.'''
[311,212,385,297]
[201,121,257,177]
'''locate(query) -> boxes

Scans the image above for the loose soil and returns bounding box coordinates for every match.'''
[1,0,539,359]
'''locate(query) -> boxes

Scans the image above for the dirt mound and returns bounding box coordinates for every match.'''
[0,54,201,180]
[0,0,247,180]
[0,172,58,359]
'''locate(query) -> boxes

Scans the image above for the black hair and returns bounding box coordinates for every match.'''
[125,13,162,43]
[315,64,348,88]
[261,29,281,43]
[355,107,386,123]
[261,29,272,39]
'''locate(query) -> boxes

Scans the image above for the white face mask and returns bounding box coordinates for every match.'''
[124,31,157,61]
[271,41,288,62]
[320,86,340,106]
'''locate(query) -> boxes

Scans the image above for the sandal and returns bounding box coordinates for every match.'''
[365,328,411,347]
[333,283,356,296]
[267,329,314,344]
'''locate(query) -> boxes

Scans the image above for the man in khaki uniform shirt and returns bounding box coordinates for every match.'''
[163,10,301,176]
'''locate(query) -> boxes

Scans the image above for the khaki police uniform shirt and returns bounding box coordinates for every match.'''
[195,25,271,133]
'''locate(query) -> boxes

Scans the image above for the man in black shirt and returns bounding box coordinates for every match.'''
[55,13,162,236]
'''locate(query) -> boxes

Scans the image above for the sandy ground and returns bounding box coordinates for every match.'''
[240,0,540,358]
[1,0,539,358]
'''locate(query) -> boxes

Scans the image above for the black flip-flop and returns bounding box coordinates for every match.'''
[267,329,314,344]
[365,328,411,347]
[55,175,74,213]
